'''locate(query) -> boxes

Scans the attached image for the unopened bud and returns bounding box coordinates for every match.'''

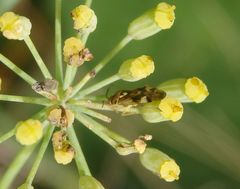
[158,77,209,103]
[0,12,31,40]
[140,148,180,182]
[118,55,154,82]
[128,2,176,40]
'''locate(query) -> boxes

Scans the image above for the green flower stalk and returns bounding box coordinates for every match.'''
[0,1,209,188]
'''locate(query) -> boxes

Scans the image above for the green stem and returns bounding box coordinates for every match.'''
[69,100,139,114]
[0,145,36,189]
[0,94,51,106]
[72,106,111,123]
[0,128,15,144]
[55,0,63,84]
[63,66,76,90]
[67,126,91,176]
[0,53,36,85]
[26,125,55,185]
[75,74,120,99]
[69,35,132,99]
[24,36,52,79]
[75,113,130,147]
[85,0,92,7]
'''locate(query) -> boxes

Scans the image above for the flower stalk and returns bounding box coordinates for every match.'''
[67,126,91,176]
[25,124,55,186]
[0,53,36,85]
[0,144,37,189]
[75,74,120,99]
[55,0,63,84]
[24,36,52,79]
[0,128,15,144]
[0,94,51,106]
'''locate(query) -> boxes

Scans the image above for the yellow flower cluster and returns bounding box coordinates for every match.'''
[71,5,97,32]
[118,55,154,82]
[0,12,31,40]
[15,119,43,145]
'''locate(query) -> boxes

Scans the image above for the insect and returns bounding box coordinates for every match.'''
[108,86,166,106]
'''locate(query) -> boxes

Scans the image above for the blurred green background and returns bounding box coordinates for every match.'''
[1,0,240,188]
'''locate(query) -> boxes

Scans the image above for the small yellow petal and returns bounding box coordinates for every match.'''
[158,97,183,122]
[159,160,180,182]
[185,77,209,103]
[15,119,43,145]
[154,3,176,30]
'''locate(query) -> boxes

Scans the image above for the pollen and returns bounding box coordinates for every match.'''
[185,77,209,103]
[15,119,43,146]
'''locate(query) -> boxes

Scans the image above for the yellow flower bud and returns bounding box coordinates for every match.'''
[118,55,154,82]
[71,5,97,32]
[140,148,180,182]
[140,97,183,123]
[79,176,105,189]
[158,77,209,103]
[128,2,176,40]
[158,97,183,122]
[17,184,34,189]
[154,3,176,30]
[48,107,75,128]
[54,148,75,165]
[185,77,209,103]
[63,37,93,67]
[0,12,31,40]
[15,119,43,145]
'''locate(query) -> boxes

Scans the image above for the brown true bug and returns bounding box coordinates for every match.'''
[108,86,166,106]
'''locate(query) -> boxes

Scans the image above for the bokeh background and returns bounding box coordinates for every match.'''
[1,0,240,188]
